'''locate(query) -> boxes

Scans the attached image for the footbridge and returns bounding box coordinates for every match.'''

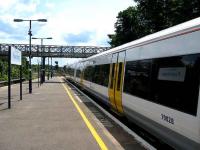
[0,43,110,58]
[0,43,110,86]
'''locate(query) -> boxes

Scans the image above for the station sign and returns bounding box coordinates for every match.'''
[11,48,21,65]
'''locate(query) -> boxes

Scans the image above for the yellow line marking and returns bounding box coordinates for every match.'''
[60,78,108,150]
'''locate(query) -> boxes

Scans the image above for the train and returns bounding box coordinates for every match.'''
[69,17,200,149]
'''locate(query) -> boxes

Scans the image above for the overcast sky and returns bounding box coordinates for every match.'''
[0,0,134,65]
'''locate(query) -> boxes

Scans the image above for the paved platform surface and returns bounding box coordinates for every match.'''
[0,77,145,150]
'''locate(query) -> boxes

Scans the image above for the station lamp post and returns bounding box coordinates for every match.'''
[14,19,47,94]
[32,37,53,83]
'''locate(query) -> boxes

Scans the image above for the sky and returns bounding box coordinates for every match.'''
[0,0,135,66]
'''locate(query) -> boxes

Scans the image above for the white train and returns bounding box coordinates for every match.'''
[71,17,200,149]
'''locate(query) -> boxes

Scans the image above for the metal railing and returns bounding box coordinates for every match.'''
[0,78,25,87]
[0,44,110,58]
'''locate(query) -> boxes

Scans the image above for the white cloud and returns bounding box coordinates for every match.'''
[0,0,17,10]
[0,0,135,45]
[15,3,38,13]
[45,2,55,9]
[0,0,135,65]
[37,0,134,46]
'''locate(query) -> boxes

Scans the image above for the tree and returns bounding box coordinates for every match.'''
[108,6,145,47]
[0,56,29,81]
[109,0,200,47]
[135,0,200,32]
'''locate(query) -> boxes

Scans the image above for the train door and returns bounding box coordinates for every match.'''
[108,51,126,114]
[108,53,118,111]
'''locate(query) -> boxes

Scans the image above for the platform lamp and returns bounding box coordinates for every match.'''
[14,19,47,93]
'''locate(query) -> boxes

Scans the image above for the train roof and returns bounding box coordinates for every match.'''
[83,17,200,62]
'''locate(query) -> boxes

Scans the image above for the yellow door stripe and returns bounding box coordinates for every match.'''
[60,78,108,150]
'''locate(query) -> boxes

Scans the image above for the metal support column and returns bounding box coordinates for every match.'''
[42,56,45,83]
[51,57,53,78]
[8,46,11,108]
[20,65,22,100]
[48,57,49,80]
[38,62,39,87]
[28,20,32,93]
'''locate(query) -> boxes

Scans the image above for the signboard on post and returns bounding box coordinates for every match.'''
[8,47,22,109]
[11,48,21,65]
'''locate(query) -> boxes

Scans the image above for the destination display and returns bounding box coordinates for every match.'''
[158,67,186,82]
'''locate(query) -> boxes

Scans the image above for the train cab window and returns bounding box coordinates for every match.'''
[151,54,200,116]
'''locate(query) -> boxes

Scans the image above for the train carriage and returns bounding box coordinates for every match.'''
[72,17,200,149]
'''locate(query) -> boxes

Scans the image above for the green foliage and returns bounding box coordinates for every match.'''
[109,0,200,47]
[109,7,146,47]
[135,0,200,32]
[22,58,29,80]
[0,56,56,81]
[0,56,29,81]
[63,66,74,76]
[0,58,8,81]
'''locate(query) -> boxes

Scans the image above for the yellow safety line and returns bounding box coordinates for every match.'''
[60,78,108,150]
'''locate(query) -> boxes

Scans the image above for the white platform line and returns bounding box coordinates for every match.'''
[75,95,83,103]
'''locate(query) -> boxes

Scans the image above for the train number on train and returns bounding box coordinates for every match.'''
[161,114,174,125]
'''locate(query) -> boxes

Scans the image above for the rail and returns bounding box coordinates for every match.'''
[0,78,25,87]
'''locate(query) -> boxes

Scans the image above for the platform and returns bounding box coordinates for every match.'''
[0,77,145,150]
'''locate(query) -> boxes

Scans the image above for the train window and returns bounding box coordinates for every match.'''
[124,61,137,94]
[124,60,151,99]
[93,65,100,83]
[102,64,110,86]
[110,63,115,89]
[91,64,110,87]
[117,62,123,91]
[151,54,200,116]
[76,69,81,78]
[84,65,95,82]
[123,54,200,116]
